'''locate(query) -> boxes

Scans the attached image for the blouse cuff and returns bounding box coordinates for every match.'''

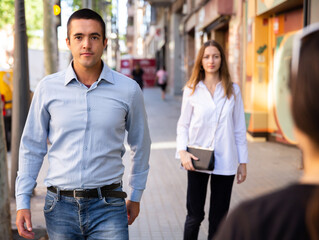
[237,144,249,163]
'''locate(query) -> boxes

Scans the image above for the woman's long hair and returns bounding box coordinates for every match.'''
[290,29,319,240]
[186,40,233,98]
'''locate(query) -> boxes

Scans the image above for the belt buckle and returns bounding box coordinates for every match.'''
[73,188,86,198]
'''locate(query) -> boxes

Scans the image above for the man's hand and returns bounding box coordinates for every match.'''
[16,209,35,239]
[237,163,247,184]
[126,200,140,225]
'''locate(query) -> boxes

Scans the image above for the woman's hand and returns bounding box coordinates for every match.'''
[237,163,247,184]
[179,150,198,171]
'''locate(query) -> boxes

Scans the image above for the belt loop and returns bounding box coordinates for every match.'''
[57,187,61,201]
[97,187,102,199]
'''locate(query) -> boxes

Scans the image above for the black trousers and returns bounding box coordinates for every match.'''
[183,171,235,240]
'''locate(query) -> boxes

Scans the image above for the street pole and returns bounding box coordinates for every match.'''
[11,0,30,198]
[0,108,12,239]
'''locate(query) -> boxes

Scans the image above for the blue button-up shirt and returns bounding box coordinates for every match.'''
[16,62,151,210]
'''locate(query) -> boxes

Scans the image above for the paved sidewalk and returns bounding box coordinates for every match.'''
[9,87,303,240]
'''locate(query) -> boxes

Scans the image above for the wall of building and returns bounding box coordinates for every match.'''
[139,0,318,144]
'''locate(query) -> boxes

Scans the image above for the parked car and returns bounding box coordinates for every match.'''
[0,70,13,151]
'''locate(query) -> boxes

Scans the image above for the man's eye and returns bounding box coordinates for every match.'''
[75,36,82,40]
[91,36,99,40]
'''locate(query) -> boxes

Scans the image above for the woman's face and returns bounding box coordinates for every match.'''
[201,46,221,74]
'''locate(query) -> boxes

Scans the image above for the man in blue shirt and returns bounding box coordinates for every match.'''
[15,9,151,239]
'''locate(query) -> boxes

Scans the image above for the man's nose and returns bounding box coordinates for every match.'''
[83,38,91,48]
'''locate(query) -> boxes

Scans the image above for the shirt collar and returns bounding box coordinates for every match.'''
[197,80,222,88]
[64,60,115,86]
[197,81,206,88]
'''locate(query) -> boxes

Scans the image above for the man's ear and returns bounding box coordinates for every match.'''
[66,38,71,49]
[104,38,108,49]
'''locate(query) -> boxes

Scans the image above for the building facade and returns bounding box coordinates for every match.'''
[129,0,319,143]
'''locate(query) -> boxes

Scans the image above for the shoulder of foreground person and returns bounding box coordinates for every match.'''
[214,184,316,240]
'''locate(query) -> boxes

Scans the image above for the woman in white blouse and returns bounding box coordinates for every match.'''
[176,40,248,240]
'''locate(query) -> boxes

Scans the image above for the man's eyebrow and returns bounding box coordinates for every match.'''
[72,33,101,37]
[89,32,101,36]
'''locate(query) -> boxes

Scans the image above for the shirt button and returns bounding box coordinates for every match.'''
[88,107,91,111]
[84,146,88,150]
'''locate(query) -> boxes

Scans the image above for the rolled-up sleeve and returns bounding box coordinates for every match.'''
[16,82,49,210]
[176,88,193,158]
[126,85,151,202]
[233,86,249,164]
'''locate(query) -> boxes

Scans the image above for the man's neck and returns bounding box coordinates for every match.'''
[72,61,103,85]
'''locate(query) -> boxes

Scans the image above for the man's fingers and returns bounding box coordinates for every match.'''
[16,221,25,236]
[25,217,33,232]
[126,200,140,225]
[16,209,35,239]
[20,230,35,239]
[17,219,35,239]
[127,213,137,225]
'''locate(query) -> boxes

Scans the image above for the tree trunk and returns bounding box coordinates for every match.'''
[43,0,58,75]
[0,94,12,240]
[11,0,30,198]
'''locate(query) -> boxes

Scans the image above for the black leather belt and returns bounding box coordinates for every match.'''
[47,183,127,199]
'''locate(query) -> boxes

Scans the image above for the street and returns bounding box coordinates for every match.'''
[9,87,303,240]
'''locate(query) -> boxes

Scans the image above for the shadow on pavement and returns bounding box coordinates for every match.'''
[12,229,48,240]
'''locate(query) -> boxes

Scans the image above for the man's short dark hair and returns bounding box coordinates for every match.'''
[67,8,106,41]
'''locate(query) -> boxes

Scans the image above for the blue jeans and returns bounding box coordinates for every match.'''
[44,187,128,240]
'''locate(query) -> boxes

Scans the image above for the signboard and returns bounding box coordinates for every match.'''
[120,59,131,77]
[257,0,287,15]
[120,58,156,87]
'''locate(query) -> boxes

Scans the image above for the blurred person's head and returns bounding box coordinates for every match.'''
[67,8,106,42]
[290,25,319,153]
[290,23,319,240]
[187,40,233,98]
[134,62,141,70]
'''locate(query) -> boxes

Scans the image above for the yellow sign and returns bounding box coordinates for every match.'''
[53,4,61,16]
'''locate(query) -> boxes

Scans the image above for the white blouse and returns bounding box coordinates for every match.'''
[176,81,248,175]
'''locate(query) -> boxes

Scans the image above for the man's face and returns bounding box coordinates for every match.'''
[66,19,107,69]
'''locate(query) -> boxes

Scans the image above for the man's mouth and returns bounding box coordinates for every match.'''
[81,52,93,56]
